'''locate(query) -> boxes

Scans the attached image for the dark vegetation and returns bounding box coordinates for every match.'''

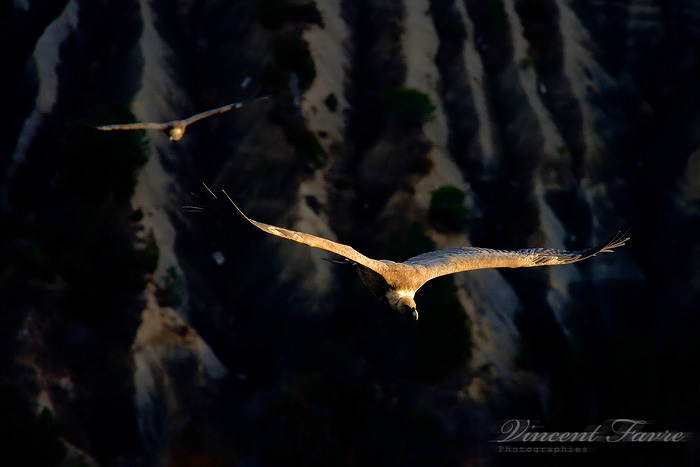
[342,0,407,154]
[160,265,186,308]
[382,87,436,128]
[258,0,326,168]
[0,386,67,467]
[4,0,700,465]
[235,365,462,466]
[0,109,154,464]
[514,0,558,70]
[282,113,327,166]
[324,92,339,111]
[1,1,153,463]
[185,2,476,462]
[429,185,469,231]
[5,111,154,322]
[272,33,317,89]
[258,0,323,30]
[219,221,474,464]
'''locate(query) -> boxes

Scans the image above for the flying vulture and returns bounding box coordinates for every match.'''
[95,95,269,141]
[192,188,629,320]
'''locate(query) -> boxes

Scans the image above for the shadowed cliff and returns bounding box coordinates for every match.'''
[2,0,700,465]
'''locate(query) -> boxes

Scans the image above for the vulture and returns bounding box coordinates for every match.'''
[94,95,269,141]
[192,187,629,320]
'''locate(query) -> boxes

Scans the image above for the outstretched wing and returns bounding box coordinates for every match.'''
[221,190,389,275]
[177,103,241,126]
[94,121,169,131]
[94,95,269,133]
[404,231,629,283]
[180,95,270,126]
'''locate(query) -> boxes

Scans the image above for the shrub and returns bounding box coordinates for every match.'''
[515,0,555,55]
[429,185,468,230]
[520,55,535,69]
[441,16,467,48]
[258,0,323,29]
[272,33,316,88]
[162,265,186,308]
[324,93,339,112]
[283,119,327,167]
[261,60,290,89]
[263,42,324,167]
[140,231,160,273]
[485,0,508,31]
[382,87,436,127]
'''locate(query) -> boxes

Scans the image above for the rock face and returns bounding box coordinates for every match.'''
[2,0,700,464]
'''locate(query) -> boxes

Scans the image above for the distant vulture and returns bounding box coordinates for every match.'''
[193,188,628,320]
[94,95,269,141]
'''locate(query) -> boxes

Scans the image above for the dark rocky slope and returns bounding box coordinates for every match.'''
[2,0,699,465]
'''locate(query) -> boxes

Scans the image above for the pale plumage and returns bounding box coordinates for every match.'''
[94,95,269,141]
[205,189,628,320]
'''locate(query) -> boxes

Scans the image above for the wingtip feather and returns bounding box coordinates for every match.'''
[605,229,630,250]
[220,189,250,222]
[202,182,217,199]
[596,229,630,254]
